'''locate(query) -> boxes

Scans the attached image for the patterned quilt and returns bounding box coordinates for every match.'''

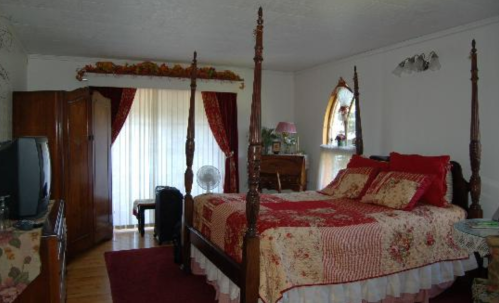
[193,191,468,303]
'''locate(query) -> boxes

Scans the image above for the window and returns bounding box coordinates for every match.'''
[112,88,225,227]
[323,78,356,147]
[318,78,356,189]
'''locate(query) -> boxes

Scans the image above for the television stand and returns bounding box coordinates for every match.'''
[14,199,66,303]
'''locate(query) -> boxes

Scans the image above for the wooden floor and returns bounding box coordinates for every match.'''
[66,228,159,303]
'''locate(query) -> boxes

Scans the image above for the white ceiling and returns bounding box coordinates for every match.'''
[1,0,499,72]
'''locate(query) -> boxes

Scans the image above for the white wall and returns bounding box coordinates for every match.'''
[295,17,499,217]
[0,17,27,141]
[27,55,295,192]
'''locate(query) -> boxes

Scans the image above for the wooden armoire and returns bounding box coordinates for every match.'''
[13,88,113,257]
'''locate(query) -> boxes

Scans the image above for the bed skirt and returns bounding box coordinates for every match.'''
[191,245,477,303]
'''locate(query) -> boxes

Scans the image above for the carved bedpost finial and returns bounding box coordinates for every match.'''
[353,66,364,155]
[468,39,482,219]
[186,51,197,193]
[190,52,197,90]
[337,77,347,87]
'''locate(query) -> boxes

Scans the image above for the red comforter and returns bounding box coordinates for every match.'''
[193,191,467,303]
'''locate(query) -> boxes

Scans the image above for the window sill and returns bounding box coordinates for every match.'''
[320,144,356,154]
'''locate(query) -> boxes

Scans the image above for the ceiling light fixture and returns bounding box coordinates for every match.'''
[392,51,440,77]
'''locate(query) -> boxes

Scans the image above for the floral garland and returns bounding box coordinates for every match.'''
[76,61,243,82]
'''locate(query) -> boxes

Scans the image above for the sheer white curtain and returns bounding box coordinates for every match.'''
[317,146,354,189]
[112,88,225,227]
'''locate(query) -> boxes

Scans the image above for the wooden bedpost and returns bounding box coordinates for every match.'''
[241,7,263,303]
[183,51,197,272]
[353,66,364,155]
[468,40,483,219]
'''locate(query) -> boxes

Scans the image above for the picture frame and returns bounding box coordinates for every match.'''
[272,142,281,154]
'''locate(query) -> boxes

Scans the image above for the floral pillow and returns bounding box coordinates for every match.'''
[319,167,379,199]
[360,171,434,211]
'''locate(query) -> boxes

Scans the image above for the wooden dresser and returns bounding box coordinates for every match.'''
[14,199,66,303]
[260,155,307,192]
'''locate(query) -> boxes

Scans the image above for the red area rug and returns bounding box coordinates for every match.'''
[105,246,217,303]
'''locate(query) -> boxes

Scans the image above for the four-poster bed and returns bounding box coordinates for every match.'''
[182,8,483,303]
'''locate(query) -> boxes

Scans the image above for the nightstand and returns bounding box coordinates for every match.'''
[472,235,499,303]
[454,219,499,302]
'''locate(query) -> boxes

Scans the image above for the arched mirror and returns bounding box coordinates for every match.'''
[322,78,356,147]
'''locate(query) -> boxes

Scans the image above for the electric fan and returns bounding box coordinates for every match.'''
[196,165,221,193]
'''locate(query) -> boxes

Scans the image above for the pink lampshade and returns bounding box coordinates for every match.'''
[275,122,297,134]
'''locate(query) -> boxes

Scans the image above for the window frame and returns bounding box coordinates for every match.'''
[322,78,356,146]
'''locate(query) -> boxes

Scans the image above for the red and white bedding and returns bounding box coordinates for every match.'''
[193,191,468,303]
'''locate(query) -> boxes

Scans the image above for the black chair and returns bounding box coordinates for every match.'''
[154,186,183,246]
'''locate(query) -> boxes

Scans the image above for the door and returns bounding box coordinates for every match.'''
[64,88,94,256]
[92,91,113,243]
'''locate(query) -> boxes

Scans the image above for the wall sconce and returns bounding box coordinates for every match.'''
[392,51,441,77]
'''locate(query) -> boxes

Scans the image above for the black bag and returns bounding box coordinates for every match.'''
[154,186,183,245]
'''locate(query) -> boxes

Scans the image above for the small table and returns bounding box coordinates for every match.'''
[454,219,498,258]
[133,199,155,236]
[454,219,499,302]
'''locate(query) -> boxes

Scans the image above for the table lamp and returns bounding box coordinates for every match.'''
[275,122,297,154]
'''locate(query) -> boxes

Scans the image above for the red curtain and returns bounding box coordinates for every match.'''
[202,92,239,193]
[90,87,137,144]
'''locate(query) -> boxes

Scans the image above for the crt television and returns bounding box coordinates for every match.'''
[0,137,51,219]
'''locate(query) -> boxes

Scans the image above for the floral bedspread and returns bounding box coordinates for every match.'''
[193,191,468,303]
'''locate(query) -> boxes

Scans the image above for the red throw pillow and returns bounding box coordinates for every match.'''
[389,152,451,207]
[361,171,434,211]
[347,154,389,170]
[319,167,380,199]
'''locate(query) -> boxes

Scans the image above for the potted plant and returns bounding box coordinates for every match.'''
[335,133,346,147]
[261,127,278,155]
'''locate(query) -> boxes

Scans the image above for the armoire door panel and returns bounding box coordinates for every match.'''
[92,92,113,243]
[12,91,65,200]
[64,88,94,255]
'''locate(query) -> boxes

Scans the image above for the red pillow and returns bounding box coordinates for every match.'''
[347,154,389,170]
[389,152,451,207]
